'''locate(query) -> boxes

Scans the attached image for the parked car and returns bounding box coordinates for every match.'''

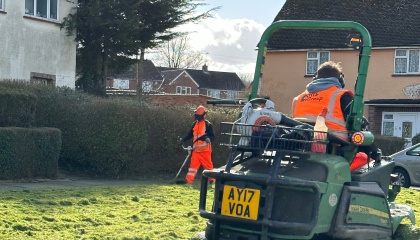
[391,143,420,188]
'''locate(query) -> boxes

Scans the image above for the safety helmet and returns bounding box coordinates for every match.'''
[195,106,206,115]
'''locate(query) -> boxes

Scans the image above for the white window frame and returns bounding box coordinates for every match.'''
[226,91,240,99]
[142,81,153,92]
[394,49,420,74]
[113,79,129,90]
[381,113,395,137]
[207,90,220,98]
[176,86,191,95]
[0,0,4,11]
[306,51,330,75]
[25,0,59,20]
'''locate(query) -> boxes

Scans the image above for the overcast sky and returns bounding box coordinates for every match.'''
[148,0,286,75]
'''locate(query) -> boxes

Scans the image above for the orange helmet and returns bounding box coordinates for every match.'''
[195,106,206,115]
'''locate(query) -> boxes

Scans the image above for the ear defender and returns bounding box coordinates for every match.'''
[338,73,345,88]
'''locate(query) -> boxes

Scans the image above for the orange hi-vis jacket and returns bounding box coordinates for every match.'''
[193,121,212,152]
[292,86,354,139]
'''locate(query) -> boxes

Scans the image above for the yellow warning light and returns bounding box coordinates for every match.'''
[351,132,365,145]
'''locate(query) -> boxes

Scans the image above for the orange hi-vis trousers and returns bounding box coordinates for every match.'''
[186,151,215,184]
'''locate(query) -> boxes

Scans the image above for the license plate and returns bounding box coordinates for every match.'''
[221,185,260,220]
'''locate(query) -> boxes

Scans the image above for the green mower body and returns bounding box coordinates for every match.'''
[197,21,415,240]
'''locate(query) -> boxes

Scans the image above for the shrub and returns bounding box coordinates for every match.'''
[374,135,406,156]
[0,81,247,178]
[0,127,61,179]
[0,83,37,127]
[412,133,420,145]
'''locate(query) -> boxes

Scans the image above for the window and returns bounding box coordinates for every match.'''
[113,79,129,90]
[394,49,420,74]
[142,81,152,92]
[30,72,56,86]
[306,51,330,75]
[176,86,191,95]
[25,0,58,20]
[407,145,420,156]
[227,91,240,99]
[0,0,3,11]
[382,113,394,136]
[207,90,220,98]
[402,121,413,139]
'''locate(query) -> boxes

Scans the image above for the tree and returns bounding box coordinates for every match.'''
[238,72,253,88]
[154,34,207,69]
[61,0,217,96]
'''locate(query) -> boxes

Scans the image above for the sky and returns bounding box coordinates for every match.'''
[147,0,286,76]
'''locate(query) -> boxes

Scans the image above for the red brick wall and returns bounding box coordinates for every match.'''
[160,75,199,94]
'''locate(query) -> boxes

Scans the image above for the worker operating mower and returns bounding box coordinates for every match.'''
[196,21,415,240]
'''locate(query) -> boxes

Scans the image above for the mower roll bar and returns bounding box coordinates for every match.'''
[250,20,372,133]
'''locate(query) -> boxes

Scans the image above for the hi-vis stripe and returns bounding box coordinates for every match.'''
[349,205,389,218]
[293,89,346,127]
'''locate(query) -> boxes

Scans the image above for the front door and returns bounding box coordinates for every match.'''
[398,114,417,147]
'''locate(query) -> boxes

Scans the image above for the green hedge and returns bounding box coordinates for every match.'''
[412,133,420,145]
[0,127,61,179]
[24,83,237,178]
[0,85,37,127]
[2,80,412,179]
[374,135,406,156]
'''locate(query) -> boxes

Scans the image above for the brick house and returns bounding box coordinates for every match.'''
[259,0,420,144]
[0,0,77,87]
[158,64,245,100]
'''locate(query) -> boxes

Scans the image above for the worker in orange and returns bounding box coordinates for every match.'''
[292,61,353,140]
[179,106,215,184]
[292,61,381,168]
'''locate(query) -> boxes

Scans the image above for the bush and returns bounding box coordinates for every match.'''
[0,81,245,179]
[374,135,406,156]
[412,133,420,145]
[0,84,37,127]
[0,127,61,179]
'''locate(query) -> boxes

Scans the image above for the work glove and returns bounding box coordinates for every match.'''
[205,137,211,143]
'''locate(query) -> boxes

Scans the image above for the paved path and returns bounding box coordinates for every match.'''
[0,178,153,191]
[0,171,170,191]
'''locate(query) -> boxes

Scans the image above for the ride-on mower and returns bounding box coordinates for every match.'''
[196,21,416,240]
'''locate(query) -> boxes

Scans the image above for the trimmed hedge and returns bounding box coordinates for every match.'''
[374,135,406,156]
[0,127,61,179]
[0,85,37,127]
[1,80,412,179]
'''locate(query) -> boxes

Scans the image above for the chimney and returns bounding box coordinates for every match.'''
[202,64,208,72]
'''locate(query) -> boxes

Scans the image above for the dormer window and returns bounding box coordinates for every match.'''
[25,0,58,20]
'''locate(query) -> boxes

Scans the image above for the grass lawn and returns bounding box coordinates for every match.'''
[0,180,419,240]
[0,181,213,240]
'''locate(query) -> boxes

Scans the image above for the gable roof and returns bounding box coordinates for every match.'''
[113,60,163,81]
[268,0,420,50]
[160,69,197,86]
[160,67,245,91]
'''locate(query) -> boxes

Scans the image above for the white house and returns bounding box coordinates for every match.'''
[0,0,77,87]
